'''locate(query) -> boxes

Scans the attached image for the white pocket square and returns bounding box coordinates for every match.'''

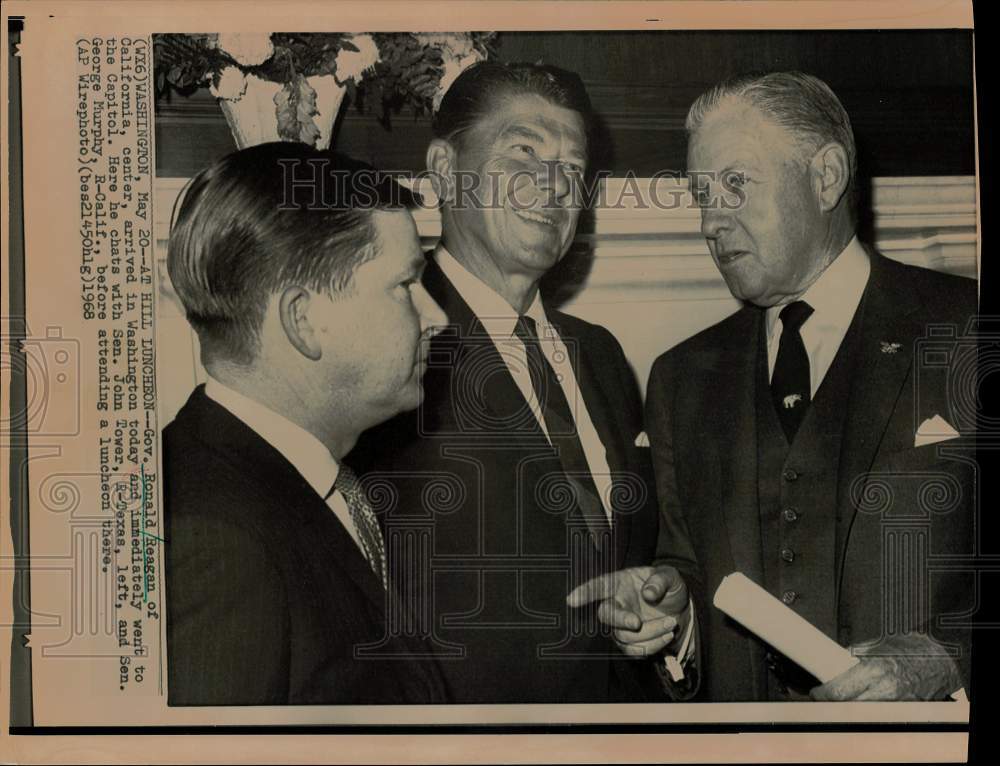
[634,431,650,448]
[915,415,960,447]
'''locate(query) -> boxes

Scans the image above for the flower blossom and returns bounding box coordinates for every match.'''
[216,33,275,67]
[210,66,248,101]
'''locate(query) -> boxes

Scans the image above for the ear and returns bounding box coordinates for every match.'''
[278,286,322,361]
[426,138,457,205]
[810,142,850,213]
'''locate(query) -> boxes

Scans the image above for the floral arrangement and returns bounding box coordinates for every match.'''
[154,32,498,145]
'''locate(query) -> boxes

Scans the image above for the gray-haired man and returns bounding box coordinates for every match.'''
[572,71,976,701]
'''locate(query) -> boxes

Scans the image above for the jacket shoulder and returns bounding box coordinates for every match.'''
[879,256,977,321]
[548,307,618,347]
[649,306,753,383]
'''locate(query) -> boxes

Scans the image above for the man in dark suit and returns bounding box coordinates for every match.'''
[574,71,977,701]
[163,143,450,705]
[352,62,670,702]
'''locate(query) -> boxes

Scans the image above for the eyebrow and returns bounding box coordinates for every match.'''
[502,125,586,162]
[500,125,547,144]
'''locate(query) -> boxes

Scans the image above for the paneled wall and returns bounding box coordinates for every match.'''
[153,176,977,427]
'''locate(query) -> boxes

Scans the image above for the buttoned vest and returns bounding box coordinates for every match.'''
[755,299,867,697]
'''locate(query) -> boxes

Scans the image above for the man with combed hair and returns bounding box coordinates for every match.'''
[163,143,450,705]
[574,71,976,701]
[353,62,671,702]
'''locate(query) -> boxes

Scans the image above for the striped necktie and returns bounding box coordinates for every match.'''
[327,465,387,590]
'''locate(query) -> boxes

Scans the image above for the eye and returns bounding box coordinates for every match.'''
[725,171,750,188]
[514,144,538,158]
[690,183,711,206]
[396,278,418,294]
[562,161,584,175]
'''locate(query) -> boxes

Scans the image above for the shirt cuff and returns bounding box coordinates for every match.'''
[663,598,695,682]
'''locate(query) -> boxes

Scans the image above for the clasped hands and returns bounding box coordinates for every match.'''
[566,565,690,658]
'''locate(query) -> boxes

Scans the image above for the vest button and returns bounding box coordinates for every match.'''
[781,590,797,605]
[783,468,799,482]
[783,507,799,522]
[781,548,795,563]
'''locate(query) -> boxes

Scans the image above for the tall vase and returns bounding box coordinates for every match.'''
[216,73,346,150]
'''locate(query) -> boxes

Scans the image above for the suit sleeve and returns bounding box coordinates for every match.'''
[645,352,705,699]
[166,511,290,705]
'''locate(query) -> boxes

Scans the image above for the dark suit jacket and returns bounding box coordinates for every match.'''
[351,258,661,703]
[646,252,978,701]
[163,386,451,705]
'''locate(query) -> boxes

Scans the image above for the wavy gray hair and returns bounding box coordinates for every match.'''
[686,71,857,208]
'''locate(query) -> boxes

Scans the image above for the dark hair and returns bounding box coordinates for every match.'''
[432,61,594,156]
[168,143,419,365]
[686,71,858,209]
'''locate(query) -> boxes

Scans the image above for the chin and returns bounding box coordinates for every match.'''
[518,243,565,271]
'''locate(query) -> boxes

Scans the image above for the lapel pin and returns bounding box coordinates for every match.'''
[880,341,902,354]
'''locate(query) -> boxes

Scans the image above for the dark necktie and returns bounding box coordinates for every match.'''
[771,300,814,442]
[513,315,611,540]
[326,464,387,589]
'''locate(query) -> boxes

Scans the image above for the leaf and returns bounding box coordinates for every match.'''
[274,81,298,141]
[295,76,322,145]
[274,74,321,146]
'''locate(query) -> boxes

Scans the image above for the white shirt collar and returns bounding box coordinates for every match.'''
[434,244,549,336]
[204,376,339,499]
[766,235,871,340]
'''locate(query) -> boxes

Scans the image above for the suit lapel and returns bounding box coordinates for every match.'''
[423,259,546,435]
[547,313,632,567]
[714,308,767,584]
[189,388,389,613]
[835,253,923,571]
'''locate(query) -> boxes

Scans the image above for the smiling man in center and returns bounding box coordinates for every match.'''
[352,62,668,702]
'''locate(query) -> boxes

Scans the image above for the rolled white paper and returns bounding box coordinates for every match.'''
[713,572,859,683]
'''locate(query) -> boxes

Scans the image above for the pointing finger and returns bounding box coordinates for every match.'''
[566,571,620,608]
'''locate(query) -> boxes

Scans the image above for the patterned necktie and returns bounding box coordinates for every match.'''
[513,315,610,540]
[327,464,387,590]
[771,300,815,442]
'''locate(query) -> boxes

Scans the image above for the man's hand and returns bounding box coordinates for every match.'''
[566,566,689,658]
[810,634,963,701]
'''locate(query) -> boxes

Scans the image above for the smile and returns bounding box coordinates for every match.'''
[513,208,558,227]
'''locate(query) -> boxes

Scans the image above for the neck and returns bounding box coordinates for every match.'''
[779,220,857,306]
[441,231,541,315]
[208,360,358,460]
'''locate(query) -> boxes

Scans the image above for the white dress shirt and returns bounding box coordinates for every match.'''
[766,236,871,393]
[434,245,615,522]
[204,376,366,553]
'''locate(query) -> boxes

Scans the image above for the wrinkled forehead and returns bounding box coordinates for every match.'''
[465,92,588,156]
[688,101,798,168]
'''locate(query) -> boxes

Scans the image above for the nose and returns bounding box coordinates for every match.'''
[537,160,576,205]
[413,282,448,337]
[699,201,732,241]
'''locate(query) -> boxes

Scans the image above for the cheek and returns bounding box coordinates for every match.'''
[384,302,423,359]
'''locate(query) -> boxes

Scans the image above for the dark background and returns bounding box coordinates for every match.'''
[155,30,975,180]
